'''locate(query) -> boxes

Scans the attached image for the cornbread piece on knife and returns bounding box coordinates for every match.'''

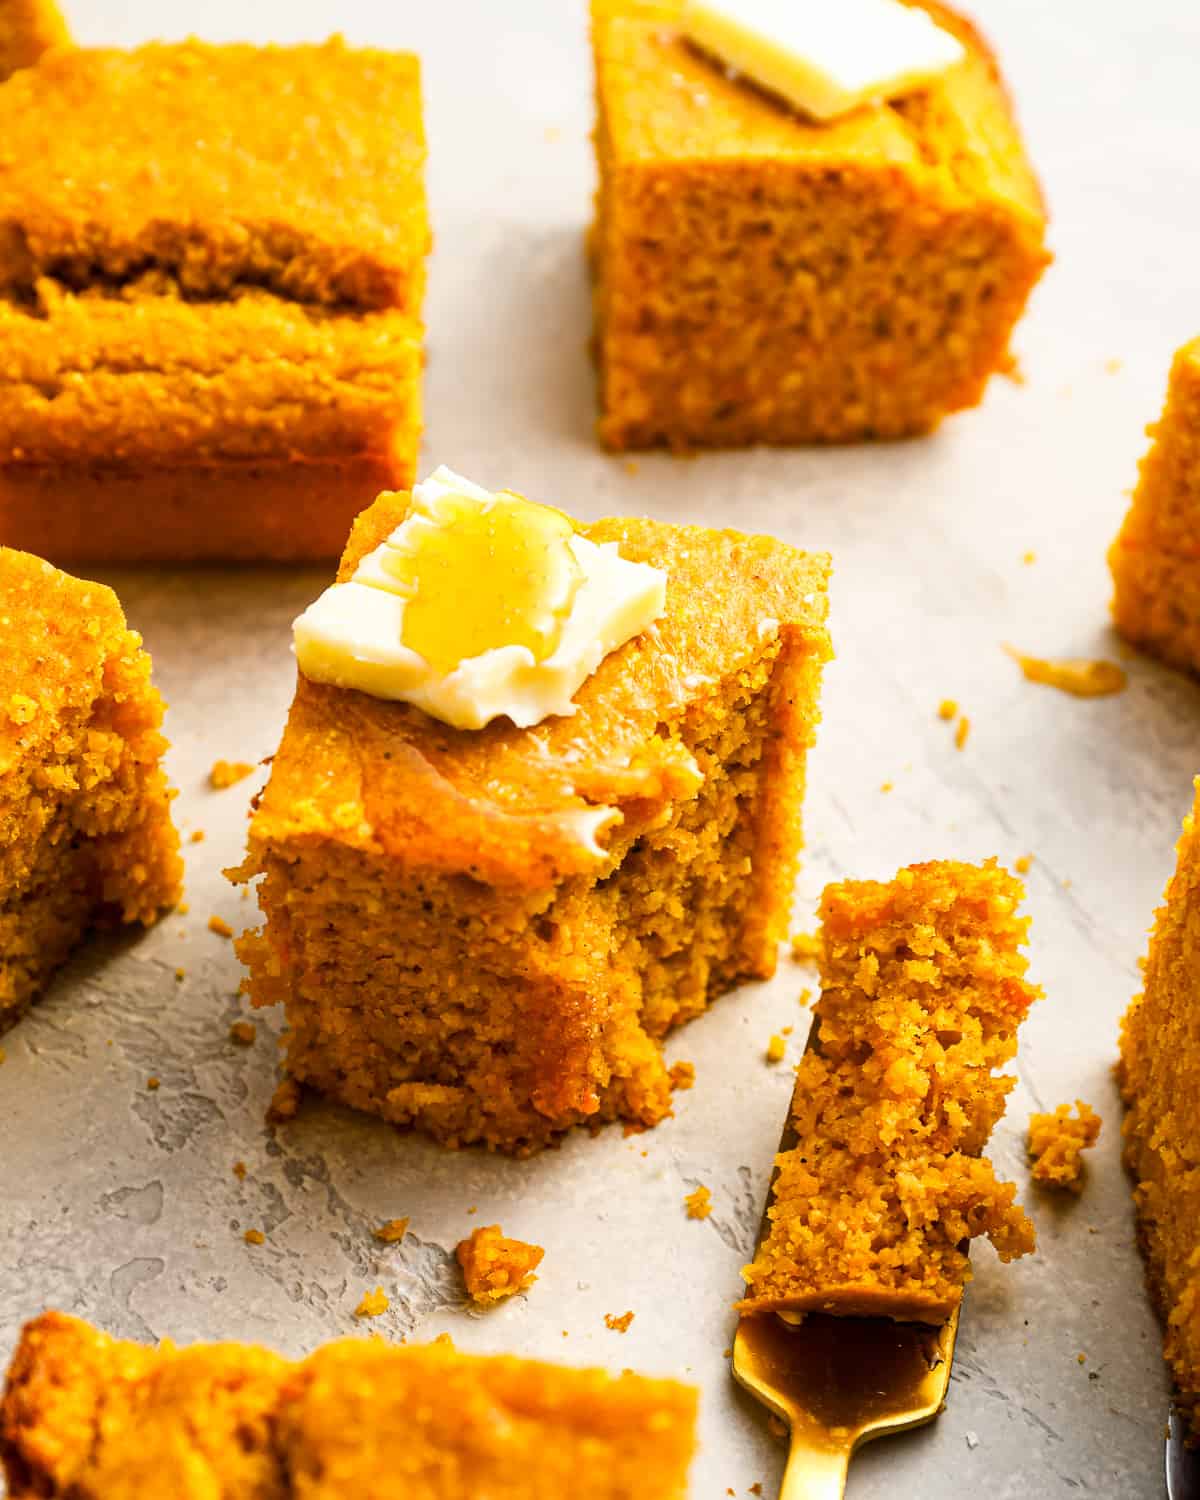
[740,860,1038,1321]
[1110,337,1200,674]
[1118,779,1200,1439]
[0,40,427,563]
[0,546,181,1033]
[590,0,1049,449]
[233,473,831,1154]
[0,0,67,80]
[0,1311,697,1499]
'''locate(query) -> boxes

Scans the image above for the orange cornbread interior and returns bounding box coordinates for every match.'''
[1118,779,1200,1438]
[234,491,831,1154]
[0,0,67,80]
[740,860,1038,1321]
[0,547,181,1032]
[590,0,1049,450]
[0,1311,697,1499]
[1110,338,1200,674]
[1027,1100,1101,1192]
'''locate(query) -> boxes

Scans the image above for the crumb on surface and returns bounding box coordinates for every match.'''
[684,1184,713,1220]
[210,759,256,789]
[1022,551,1036,565]
[938,698,958,721]
[604,1311,635,1333]
[798,987,812,1007]
[750,1486,763,1497]
[354,1286,390,1319]
[456,1225,544,1305]
[244,1229,265,1245]
[1105,357,1123,374]
[1077,1351,1087,1363]
[668,1060,696,1091]
[1015,854,1033,874]
[189,829,205,844]
[177,901,190,915]
[229,1020,257,1046]
[1028,1101,1102,1191]
[623,459,639,476]
[208,914,234,939]
[146,1076,160,1090]
[267,1076,302,1123]
[765,1034,786,1063]
[232,1161,247,1180]
[790,930,820,964]
[373,1217,410,1244]
[954,714,970,750]
[1006,647,1127,698]
[880,780,893,793]
[174,967,186,982]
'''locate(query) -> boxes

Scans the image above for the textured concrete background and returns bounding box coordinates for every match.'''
[3,1,1200,1496]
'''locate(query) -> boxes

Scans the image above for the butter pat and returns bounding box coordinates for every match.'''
[681,0,965,122]
[294,467,667,731]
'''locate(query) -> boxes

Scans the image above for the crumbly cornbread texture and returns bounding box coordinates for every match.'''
[0,0,67,81]
[233,491,831,1154]
[1027,1100,1101,1192]
[457,1225,545,1304]
[1110,338,1200,674]
[0,41,427,563]
[590,0,1048,450]
[1118,779,1200,1438]
[0,547,181,1033]
[0,1312,697,1498]
[739,861,1038,1321]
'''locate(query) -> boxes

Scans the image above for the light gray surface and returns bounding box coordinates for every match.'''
[3,1,1199,1495]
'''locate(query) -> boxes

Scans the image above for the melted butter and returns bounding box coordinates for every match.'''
[381,490,585,675]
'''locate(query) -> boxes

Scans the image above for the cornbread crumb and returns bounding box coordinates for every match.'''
[244,1229,265,1245]
[177,902,190,915]
[750,1486,763,1497]
[1106,358,1123,375]
[267,1076,302,1123]
[1028,1101,1102,1192]
[233,1161,247,1180]
[790,931,820,964]
[1023,551,1037,565]
[174,967,186,981]
[798,988,812,1007]
[456,1225,544,1305]
[373,1217,410,1244]
[229,1020,257,1046]
[354,1286,389,1318]
[880,781,894,793]
[1015,854,1033,874]
[146,1076,160,1091]
[938,699,958,721]
[0,1047,6,1064]
[210,759,256,789]
[765,1034,786,1064]
[208,914,234,938]
[1077,1351,1087,1364]
[668,1060,696,1091]
[684,1185,713,1220]
[605,1311,634,1334]
[1007,647,1127,698]
[955,715,971,750]
[189,830,205,844]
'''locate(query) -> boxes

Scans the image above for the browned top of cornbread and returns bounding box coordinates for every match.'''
[0,0,68,81]
[249,492,831,889]
[0,40,428,311]
[0,280,422,465]
[593,0,1045,230]
[1,1312,697,1499]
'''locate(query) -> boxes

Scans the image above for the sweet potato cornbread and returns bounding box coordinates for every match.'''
[0,41,427,563]
[233,490,831,1153]
[1118,779,1200,1438]
[590,0,1049,449]
[1110,337,1200,674]
[0,547,181,1033]
[739,861,1038,1321]
[0,1312,697,1498]
[0,0,67,80]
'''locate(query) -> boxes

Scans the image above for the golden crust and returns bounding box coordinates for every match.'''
[1,1311,697,1498]
[0,0,68,82]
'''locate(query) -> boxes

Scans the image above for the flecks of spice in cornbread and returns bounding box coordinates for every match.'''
[232,490,831,1154]
[0,0,67,81]
[1118,778,1200,1439]
[739,861,1038,1321]
[590,0,1048,451]
[0,547,181,1033]
[1027,1100,1101,1192]
[0,1311,697,1498]
[1110,338,1200,674]
[457,1225,545,1304]
[0,41,428,564]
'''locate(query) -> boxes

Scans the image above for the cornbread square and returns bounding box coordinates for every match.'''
[1118,779,1200,1438]
[1110,338,1200,674]
[1,1312,697,1498]
[233,491,831,1154]
[739,861,1037,1321]
[0,547,181,1033]
[591,0,1049,449]
[0,41,428,563]
[0,0,67,81]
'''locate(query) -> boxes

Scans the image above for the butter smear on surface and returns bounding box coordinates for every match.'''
[681,0,965,123]
[294,467,667,730]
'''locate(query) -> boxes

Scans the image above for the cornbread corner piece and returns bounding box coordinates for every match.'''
[0,547,182,1033]
[0,1311,698,1499]
[0,0,68,81]
[739,860,1039,1322]
[590,0,1049,450]
[457,1224,545,1304]
[0,40,428,564]
[232,490,832,1154]
[1110,337,1200,674]
[1027,1100,1101,1192]
[1118,778,1200,1439]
